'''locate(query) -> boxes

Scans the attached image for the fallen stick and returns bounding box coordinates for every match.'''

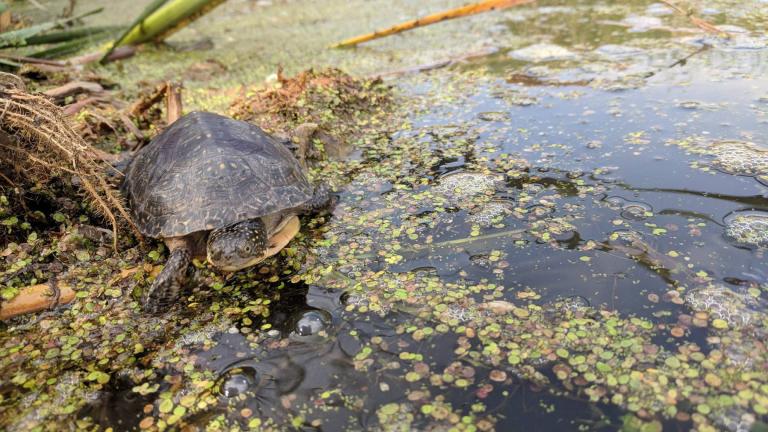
[331,0,534,48]
[119,112,145,142]
[165,81,183,124]
[0,282,75,320]
[67,45,137,65]
[129,82,169,118]
[1,264,164,320]
[43,80,104,101]
[0,54,66,67]
[659,0,728,36]
[62,95,109,116]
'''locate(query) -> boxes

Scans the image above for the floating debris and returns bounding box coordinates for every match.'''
[620,15,663,32]
[477,111,510,122]
[604,196,653,221]
[593,44,646,60]
[508,43,578,62]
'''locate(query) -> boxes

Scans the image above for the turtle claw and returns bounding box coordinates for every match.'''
[142,248,191,313]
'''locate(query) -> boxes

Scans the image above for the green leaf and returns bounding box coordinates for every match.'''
[0,8,103,49]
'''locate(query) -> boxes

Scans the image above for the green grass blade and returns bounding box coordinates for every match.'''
[29,28,116,59]
[100,0,225,63]
[0,7,103,49]
[0,58,21,69]
[24,25,121,46]
[99,0,169,63]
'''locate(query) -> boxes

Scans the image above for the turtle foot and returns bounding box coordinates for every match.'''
[142,248,191,313]
[300,183,338,216]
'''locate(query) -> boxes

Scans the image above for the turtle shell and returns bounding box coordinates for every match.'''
[123,111,313,238]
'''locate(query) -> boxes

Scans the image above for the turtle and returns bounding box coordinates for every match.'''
[122,111,333,313]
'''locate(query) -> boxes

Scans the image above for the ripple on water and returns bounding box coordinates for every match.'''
[645,3,673,16]
[724,210,768,249]
[604,196,653,220]
[620,15,662,32]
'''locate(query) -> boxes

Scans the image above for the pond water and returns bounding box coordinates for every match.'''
[2,1,768,431]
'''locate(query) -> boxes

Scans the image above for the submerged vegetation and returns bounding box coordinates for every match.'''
[1,0,768,431]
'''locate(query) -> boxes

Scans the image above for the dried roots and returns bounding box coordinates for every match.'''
[0,73,139,249]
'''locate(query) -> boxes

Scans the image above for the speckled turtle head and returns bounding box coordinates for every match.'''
[206,218,268,271]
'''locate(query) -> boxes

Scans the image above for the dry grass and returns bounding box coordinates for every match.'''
[230,68,388,136]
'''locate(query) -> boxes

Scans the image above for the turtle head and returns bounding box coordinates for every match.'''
[206,219,268,271]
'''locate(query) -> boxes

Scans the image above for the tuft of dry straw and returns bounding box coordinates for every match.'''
[0,73,140,249]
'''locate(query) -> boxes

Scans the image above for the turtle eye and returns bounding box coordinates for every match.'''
[243,246,251,253]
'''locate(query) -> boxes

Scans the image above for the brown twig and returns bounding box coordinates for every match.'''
[659,0,729,36]
[0,54,66,67]
[62,96,107,116]
[374,47,500,78]
[165,81,183,125]
[129,82,169,118]
[67,45,137,65]
[332,0,534,48]
[43,80,104,101]
[0,282,75,320]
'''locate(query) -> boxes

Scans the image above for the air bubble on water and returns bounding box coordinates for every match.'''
[467,199,514,227]
[724,210,768,248]
[218,367,257,398]
[708,140,768,177]
[684,284,766,329]
[604,196,652,220]
[434,172,499,204]
[292,309,332,338]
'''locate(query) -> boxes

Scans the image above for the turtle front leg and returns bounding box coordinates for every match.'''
[142,248,191,313]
